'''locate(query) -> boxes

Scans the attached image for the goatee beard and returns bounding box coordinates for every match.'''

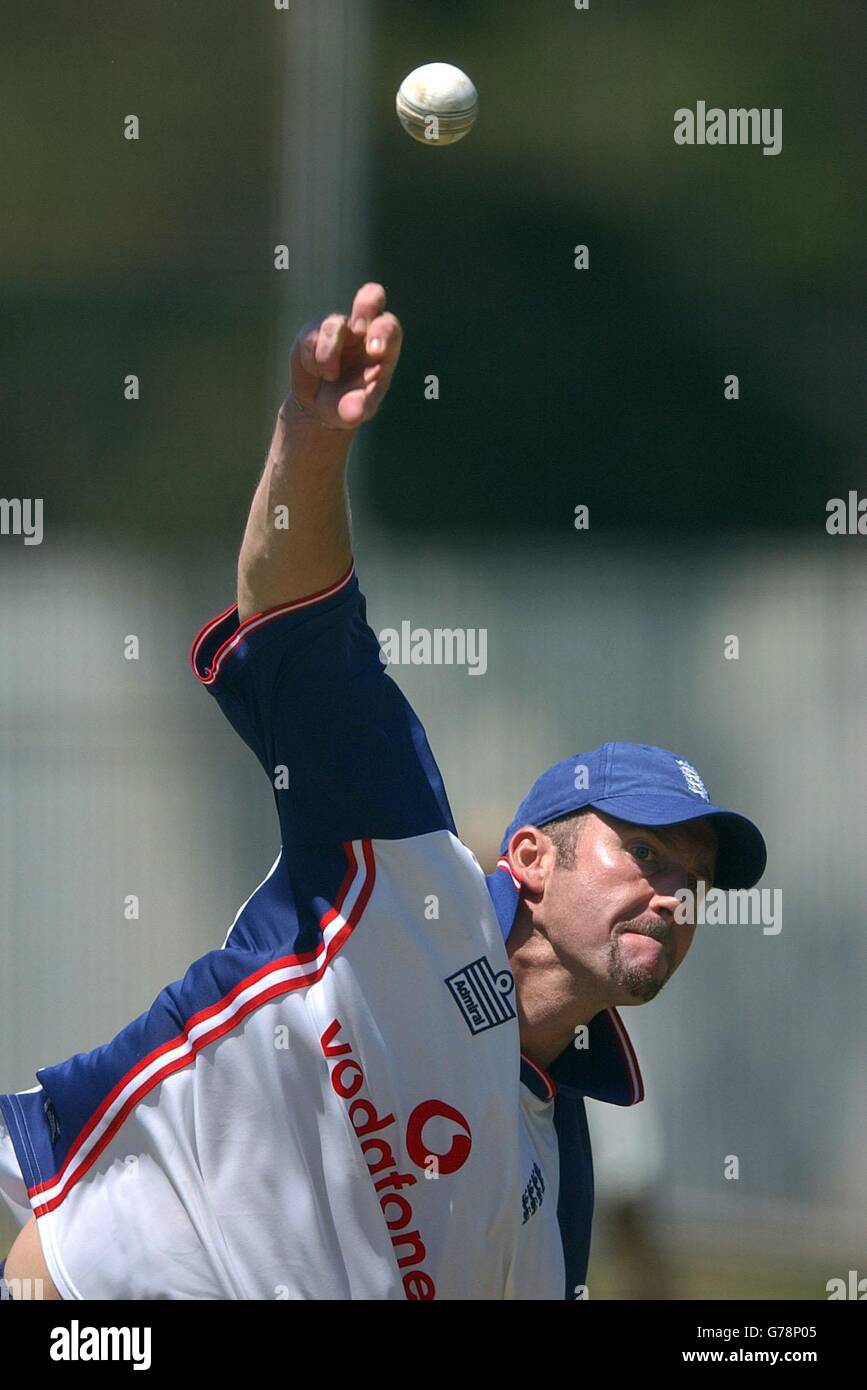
[607,926,669,1003]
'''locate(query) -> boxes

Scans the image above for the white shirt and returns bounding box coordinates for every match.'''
[0,564,643,1299]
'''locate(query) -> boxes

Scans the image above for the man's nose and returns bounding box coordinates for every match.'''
[648,873,691,920]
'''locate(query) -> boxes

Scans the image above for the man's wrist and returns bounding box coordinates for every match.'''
[273,397,355,467]
[281,395,355,436]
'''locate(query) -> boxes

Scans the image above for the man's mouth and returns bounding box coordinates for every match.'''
[618,929,669,963]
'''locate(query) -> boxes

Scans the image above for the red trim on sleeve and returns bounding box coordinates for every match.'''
[189,561,356,687]
[29,836,375,1214]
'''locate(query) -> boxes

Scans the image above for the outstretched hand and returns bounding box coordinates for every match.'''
[287,282,403,431]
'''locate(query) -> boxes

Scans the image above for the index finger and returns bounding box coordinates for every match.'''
[350,282,387,334]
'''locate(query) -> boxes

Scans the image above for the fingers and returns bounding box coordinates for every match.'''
[295,314,350,385]
[297,297,393,383]
[314,314,350,382]
[364,311,402,363]
[337,314,401,426]
[334,362,384,427]
[294,320,323,379]
[349,282,387,336]
[359,314,402,419]
[290,289,401,428]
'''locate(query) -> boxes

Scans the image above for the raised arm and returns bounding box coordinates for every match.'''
[192,280,455,888]
[237,282,402,622]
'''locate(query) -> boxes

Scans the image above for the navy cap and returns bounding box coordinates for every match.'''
[499,742,766,890]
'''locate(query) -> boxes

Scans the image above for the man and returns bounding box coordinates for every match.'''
[0,284,765,1300]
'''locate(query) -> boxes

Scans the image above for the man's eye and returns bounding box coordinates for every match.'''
[631,844,655,865]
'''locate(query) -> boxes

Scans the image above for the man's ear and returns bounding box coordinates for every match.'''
[507,825,555,897]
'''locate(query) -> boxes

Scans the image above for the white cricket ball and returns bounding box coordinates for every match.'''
[396,62,479,147]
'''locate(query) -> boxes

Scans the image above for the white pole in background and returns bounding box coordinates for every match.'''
[275,1,372,500]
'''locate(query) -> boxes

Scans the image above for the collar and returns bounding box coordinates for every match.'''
[487,860,645,1107]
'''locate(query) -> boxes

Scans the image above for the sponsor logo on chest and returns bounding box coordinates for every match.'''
[320,1017,473,1300]
[445,956,516,1035]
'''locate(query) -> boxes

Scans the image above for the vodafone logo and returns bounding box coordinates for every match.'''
[320,1017,472,1299]
[406,1099,472,1177]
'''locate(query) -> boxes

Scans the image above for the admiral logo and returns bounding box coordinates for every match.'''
[320,1018,472,1300]
[445,956,516,1035]
[521,1162,545,1224]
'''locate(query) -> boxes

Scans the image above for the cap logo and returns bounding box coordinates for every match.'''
[675,758,710,802]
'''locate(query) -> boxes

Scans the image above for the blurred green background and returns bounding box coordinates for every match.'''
[2,1,866,1302]
[3,0,864,540]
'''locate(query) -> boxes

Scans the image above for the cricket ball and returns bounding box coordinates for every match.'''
[396,62,479,146]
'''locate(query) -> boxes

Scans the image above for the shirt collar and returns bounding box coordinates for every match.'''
[487,861,645,1107]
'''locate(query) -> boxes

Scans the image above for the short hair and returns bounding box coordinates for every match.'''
[538,808,589,868]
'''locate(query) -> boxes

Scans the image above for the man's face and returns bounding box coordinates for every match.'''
[525,810,718,1007]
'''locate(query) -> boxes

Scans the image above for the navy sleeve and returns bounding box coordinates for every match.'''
[190,563,456,851]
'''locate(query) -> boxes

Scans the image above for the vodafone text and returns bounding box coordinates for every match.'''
[320,1018,472,1299]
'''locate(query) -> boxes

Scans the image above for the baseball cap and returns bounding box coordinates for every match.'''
[499,742,766,890]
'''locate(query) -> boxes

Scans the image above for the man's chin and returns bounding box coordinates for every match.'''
[609,937,669,1003]
[614,970,665,1004]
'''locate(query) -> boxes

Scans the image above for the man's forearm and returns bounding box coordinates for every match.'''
[237,399,355,624]
[238,284,400,619]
